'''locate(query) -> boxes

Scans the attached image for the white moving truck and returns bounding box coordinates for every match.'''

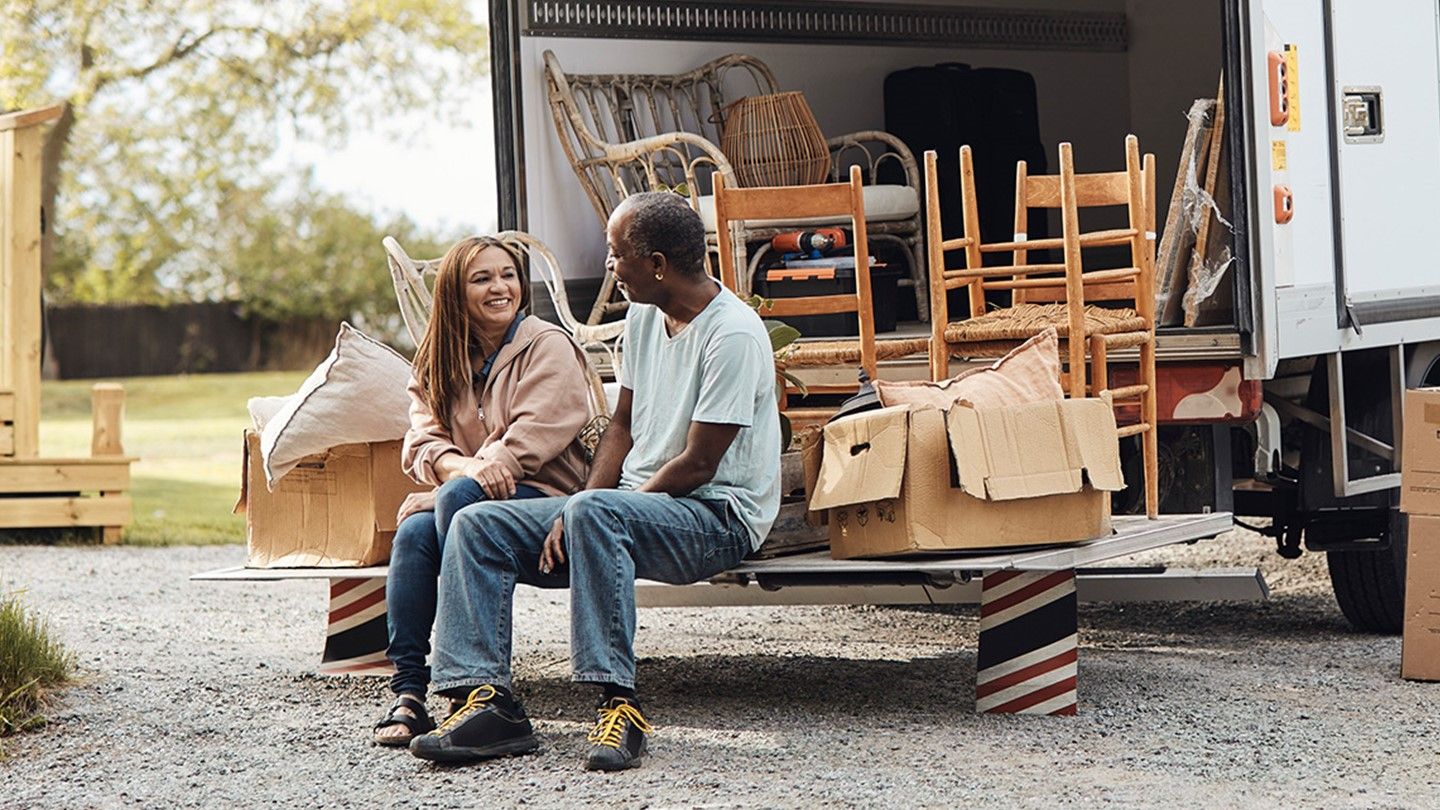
[482,0,1440,632]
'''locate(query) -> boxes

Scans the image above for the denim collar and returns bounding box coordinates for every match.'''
[473,312,526,389]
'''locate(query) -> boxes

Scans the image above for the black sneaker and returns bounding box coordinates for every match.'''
[409,685,540,764]
[584,697,652,772]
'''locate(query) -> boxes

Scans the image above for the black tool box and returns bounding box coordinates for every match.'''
[753,263,900,336]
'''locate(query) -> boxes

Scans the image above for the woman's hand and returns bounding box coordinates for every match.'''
[396,491,434,525]
[539,517,565,575]
[458,457,517,500]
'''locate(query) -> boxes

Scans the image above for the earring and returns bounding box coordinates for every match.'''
[654,272,664,281]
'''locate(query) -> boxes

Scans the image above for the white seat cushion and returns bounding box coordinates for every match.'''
[697,184,919,232]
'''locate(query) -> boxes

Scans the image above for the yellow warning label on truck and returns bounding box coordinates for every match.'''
[1271,140,1287,172]
[1285,45,1301,132]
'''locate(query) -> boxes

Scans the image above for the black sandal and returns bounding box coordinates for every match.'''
[373,693,435,746]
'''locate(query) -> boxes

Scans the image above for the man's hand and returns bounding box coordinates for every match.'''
[539,517,565,574]
[460,457,516,500]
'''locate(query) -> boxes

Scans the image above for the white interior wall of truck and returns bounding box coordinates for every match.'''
[516,0,1221,299]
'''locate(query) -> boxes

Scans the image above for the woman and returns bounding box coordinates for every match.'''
[373,235,591,745]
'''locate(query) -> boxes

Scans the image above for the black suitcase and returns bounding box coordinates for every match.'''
[884,64,1049,313]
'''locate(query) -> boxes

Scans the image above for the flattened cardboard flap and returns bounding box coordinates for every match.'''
[947,399,1124,501]
[234,431,254,515]
[810,405,909,510]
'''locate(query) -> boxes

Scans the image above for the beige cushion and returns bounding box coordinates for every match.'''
[697,184,919,231]
[259,323,414,488]
[247,395,292,433]
[874,328,1063,411]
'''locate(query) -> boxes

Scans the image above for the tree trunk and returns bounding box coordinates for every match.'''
[38,103,74,380]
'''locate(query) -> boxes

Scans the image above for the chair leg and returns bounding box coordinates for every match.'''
[1141,337,1159,519]
[910,237,930,322]
[930,339,951,382]
[588,269,620,326]
[1089,335,1109,397]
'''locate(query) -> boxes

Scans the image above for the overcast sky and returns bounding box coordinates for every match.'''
[286,1,498,238]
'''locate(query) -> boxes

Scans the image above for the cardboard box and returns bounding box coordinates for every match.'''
[1401,388,1440,515]
[1403,515,1440,681]
[236,431,427,567]
[809,401,1125,559]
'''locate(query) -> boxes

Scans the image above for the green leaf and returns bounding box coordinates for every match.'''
[768,324,801,353]
[779,369,809,397]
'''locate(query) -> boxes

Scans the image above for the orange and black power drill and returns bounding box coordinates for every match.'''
[771,228,847,259]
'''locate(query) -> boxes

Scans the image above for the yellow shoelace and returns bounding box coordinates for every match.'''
[435,684,498,734]
[587,701,654,749]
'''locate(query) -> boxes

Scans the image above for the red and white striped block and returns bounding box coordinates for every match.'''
[318,577,395,676]
[976,570,1078,716]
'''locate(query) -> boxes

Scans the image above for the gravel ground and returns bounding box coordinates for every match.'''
[1,528,1437,808]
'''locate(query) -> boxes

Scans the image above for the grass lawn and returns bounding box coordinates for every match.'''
[29,371,308,546]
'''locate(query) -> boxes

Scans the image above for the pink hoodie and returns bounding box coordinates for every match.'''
[399,316,590,520]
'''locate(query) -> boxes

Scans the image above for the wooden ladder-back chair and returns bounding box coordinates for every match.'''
[383,233,622,421]
[925,135,1159,518]
[715,166,930,413]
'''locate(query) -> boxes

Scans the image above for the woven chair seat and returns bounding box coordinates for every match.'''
[944,303,1147,345]
[784,336,931,367]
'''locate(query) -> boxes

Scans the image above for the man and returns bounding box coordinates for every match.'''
[409,192,781,771]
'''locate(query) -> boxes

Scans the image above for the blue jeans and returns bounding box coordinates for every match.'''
[385,476,545,696]
[430,490,751,695]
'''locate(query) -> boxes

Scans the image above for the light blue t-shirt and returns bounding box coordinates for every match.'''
[619,284,781,549]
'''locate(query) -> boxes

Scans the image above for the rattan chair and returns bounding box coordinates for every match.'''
[924,136,1159,517]
[543,50,927,325]
[382,232,620,422]
[715,166,930,412]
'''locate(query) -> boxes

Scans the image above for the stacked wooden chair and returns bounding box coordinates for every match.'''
[713,166,930,417]
[924,135,1159,518]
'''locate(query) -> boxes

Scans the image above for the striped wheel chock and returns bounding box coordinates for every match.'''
[319,578,395,676]
[975,570,1078,716]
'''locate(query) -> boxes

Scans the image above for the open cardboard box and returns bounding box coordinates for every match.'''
[809,400,1125,559]
[235,431,427,568]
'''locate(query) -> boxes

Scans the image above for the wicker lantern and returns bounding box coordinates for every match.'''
[721,91,831,187]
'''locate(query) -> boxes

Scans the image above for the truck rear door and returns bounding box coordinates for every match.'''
[1326,0,1440,334]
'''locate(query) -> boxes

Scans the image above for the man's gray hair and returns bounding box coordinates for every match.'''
[618,192,707,276]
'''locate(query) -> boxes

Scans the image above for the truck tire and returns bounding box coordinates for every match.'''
[1319,343,1440,633]
[1325,512,1406,633]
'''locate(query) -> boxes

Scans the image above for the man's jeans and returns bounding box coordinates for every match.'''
[431,490,752,694]
[385,476,544,696]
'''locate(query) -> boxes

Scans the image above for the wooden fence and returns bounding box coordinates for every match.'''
[49,302,343,379]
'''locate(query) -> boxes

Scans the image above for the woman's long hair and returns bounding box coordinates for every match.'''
[412,236,531,426]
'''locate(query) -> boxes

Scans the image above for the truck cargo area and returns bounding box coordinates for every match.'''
[513,0,1246,358]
